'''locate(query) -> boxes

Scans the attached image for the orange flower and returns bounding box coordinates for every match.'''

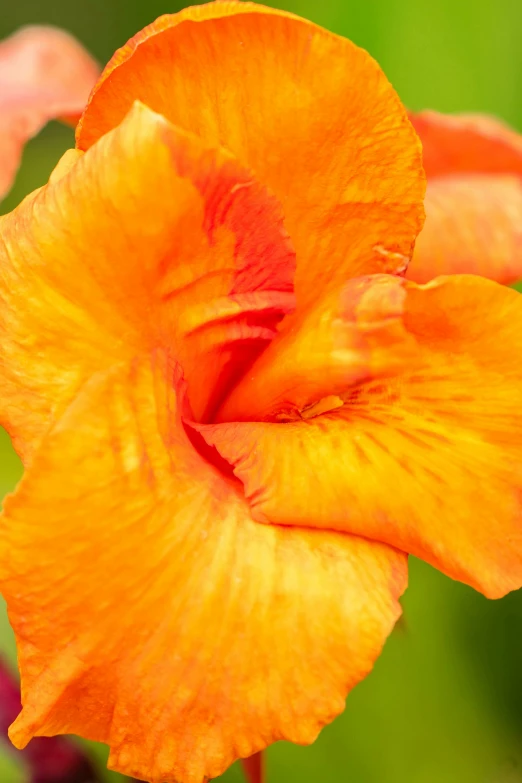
[1,4,522,783]
[0,25,99,200]
[408,111,522,283]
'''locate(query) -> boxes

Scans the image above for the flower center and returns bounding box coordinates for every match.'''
[271,395,344,423]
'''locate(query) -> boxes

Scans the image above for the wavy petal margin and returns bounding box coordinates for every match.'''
[0,354,406,783]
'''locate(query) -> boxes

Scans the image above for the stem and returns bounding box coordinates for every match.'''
[241,751,264,783]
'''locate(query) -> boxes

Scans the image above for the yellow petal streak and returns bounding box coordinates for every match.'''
[0,101,294,461]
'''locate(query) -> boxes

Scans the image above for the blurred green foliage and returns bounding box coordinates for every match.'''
[1,0,522,781]
[1,0,522,124]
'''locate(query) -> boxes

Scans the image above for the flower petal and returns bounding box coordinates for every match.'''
[407,175,522,283]
[407,111,522,284]
[76,2,425,307]
[0,101,294,461]
[217,275,419,422]
[0,657,98,783]
[0,26,99,199]
[409,110,522,179]
[0,353,407,783]
[199,275,522,598]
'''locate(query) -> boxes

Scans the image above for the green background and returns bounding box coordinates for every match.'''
[1,0,522,781]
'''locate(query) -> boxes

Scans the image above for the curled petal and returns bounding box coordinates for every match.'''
[408,175,522,284]
[199,275,522,598]
[0,101,294,461]
[0,26,99,199]
[0,354,407,783]
[217,275,419,422]
[77,1,425,307]
[409,110,522,178]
